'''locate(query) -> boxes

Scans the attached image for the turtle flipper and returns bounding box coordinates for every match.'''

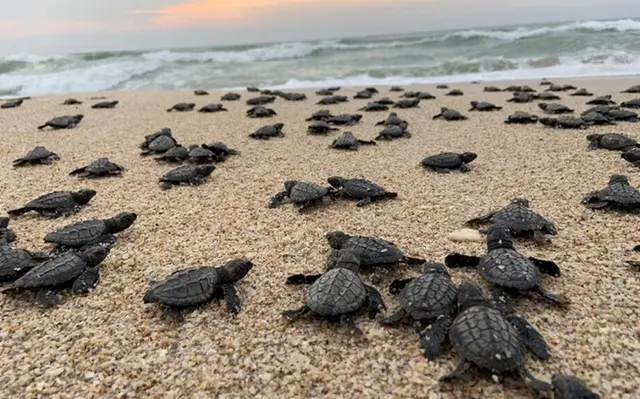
[587,141,600,150]
[528,257,561,277]
[69,167,86,176]
[189,177,205,186]
[626,260,640,269]
[363,284,386,318]
[465,211,496,226]
[516,366,552,393]
[356,139,376,146]
[459,163,471,173]
[222,283,241,317]
[418,314,452,360]
[36,289,60,307]
[337,314,362,335]
[403,255,426,265]
[445,253,481,268]
[54,204,81,217]
[285,274,322,285]
[439,359,472,382]
[355,197,372,207]
[163,305,185,321]
[7,207,29,217]
[532,285,570,306]
[507,315,550,360]
[380,308,406,325]
[491,286,516,314]
[433,167,451,173]
[388,277,414,295]
[532,230,553,245]
[71,267,101,294]
[160,182,174,190]
[78,234,117,251]
[370,266,389,284]
[282,305,311,320]
[26,250,50,261]
[268,191,289,208]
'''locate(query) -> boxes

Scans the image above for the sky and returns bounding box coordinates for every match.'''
[0,0,638,55]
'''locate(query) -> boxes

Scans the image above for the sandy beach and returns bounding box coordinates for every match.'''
[1,77,639,398]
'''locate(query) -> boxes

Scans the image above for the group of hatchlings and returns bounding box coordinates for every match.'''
[4,80,640,398]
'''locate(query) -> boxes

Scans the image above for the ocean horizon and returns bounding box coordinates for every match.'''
[2,18,640,97]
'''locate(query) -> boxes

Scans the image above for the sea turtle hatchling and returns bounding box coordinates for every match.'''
[586,95,616,105]
[194,90,209,96]
[538,102,574,114]
[327,176,398,207]
[221,92,241,101]
[37,114,84,130]
[2,246,110,307]
[390,86,404,92]
[469,101,502,111]
[551,374,601,399]
[44,212,137,254]
[140,128,172,149]
[504,111,539,124]
[375,112,407,127]
[281,249,385,334]
[305,109,333,121]
[1,99,23,108]
[166,102,195,112]
[325,230,426,284]
[247,105,277,118]
[201,142,240,161]
[154,145,189,163]
[569,88,593,96]
[436,84,449,89]
[622,85,640,93]
[249,123,285,140]
[374,97,395,105]
[393,99,420,108]
[586,133,638,151]
[445,224,568,310]
[8,189,97,218]
[328,132,376,150]
[483,86,502,92]
[582,174,640,211]
[354,90,374,99]
[358,102,389,112]
[0,245,49,282]
[13,146,60,167]
[465,198,557,244]
[539,116,588,129]
[308,121,339,135]
[327,114,362,126]
[581,112,615,126]
[187,146,217,164]
[91,100,118,109]
[507,92,535,103]
[246,95,276,106]
[159,164,215,190]
[534,92,561,101]
[140,134,178,155]
[268,181,336,212]
[315,89,335,96]
[421,152,477,173]
[70,158,124,178]
[622,147,640,166]
[198,103,228,113]
[446,89,463,96]
[62,98,82,105]
[143,258,254,321]
[375,124,410,140]
[621,98,640,109]
[606,108,640,122]
[432,107,468,121]
[247,87,260,92]
[0,217,17,245]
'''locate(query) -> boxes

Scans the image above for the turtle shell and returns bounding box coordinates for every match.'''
[423,153,462,169]
[46,117,74,128]
[44,219,107,247]
[608,109,637,120]
[380,125,404,137]
[158,146,188,161]
[341,179,387,199]
[15,251,86,288]
[330,132,358,148]
[161,165,200,183]
[398,273,458,320]
[288,182,328,203]
[0,247,37,281]
[449,305,525,373]
[442,109,464,119]
[25,191,76,211]
[84,158,122,175]
[596,134,637,149]
[478,248,542,290]
[597,180,640,206]
[188,147,215,161]
[556,116,586,128]
[490,201,554,235]
[336,235,405,266]
[24,147,55,161]
[148,135,177,152]
[306,268,366,316]
[143,266,220,307]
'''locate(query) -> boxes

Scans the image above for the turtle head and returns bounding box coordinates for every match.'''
[273,123,285,130]
[440,107,448,112]
[220,258,253,282]
[486,223,514,251]
[0,217,9,229]
[352,114,363,122]
[197,164,216,176]
[609,174,629,185]
[460,152,477,163]
[81,246,110,267]
[470,101,478,107]
[456,283,487,310]
[325,231,349,249]
[283,180,299,194]
[326,249,360,273]
[586,134,601,142]
[539,117,555,126]
[511,198,530,207]
[622,149,640,162]
[327,176,346,189]
[389,112,397,116]
[423,261,450,278]
[108,212,137,233]
[73,114,84,121]
[538,102,548,109]
[72,189,97,205]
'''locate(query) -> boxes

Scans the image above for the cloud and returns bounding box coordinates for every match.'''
[0,20,106,37]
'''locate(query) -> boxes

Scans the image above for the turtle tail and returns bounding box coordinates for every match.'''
[37,124,47,130]
[403,255,426,265]
[7,207,28,217]
[384,192,398,199]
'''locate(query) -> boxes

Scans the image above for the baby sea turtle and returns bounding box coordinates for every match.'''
[62,98,82,105]
[13,146,60,167]
[1,99,23,109]
[436,84,449,89]
[140,128,172,149]
[432,107,468,121]
[282,249,385,334]
[439,283,552,394]
[249,123,285,140]
[534,92,561,100]
[2,246,110,307]
[359,102,389,112]
[569,88,593,96]
[551,374,601,399]
[37,114,84,130]
[587,133,638,151]
[622,85,640,93]
[507,92,535,103]
[327,176,398,207]
[373,97,394,105]
[484,86,502,92]
[375,124,410,140]
[268,181,335,212]
[201,142,240,161]
[247,87,260,92]
[415,92,437,100]
[70,158,124,178]
[166,102,195,112]
[329,132,376,150]
[325,230,426,284]
[375,112,407,126]
[539,116,588,129]
[44,212,137,254]
[354,90,374,99]
[545,84,565,92]
[221,92,241,101]
[469,101,502,111]
[540,80,552,86]
[280,92,307,101]
[390,86,404,92]
[504,111,538,124]
[586,95,616,105]
[305,109,333,121]
[446,89,463,96]
[308,121,339,135]
[159,164,215,190]
[92,100,118,109]
[465,198,557,244]
[621,98,640,109]
[327,114,362,126]
[581,112,615,125]
[316,89,334,96]
[607,108,640,122]
[538,102,574,114]
[187,146,217,164]
[8,189,97,218]
[421,152,477,173]
[621,147,640,166]
[393,99,420,108]
[247,105,277,118]
[0,245,49,282]
[445,224,567,310]
[140,134,178,155]
[0,217,17,245]
[246,95,276,106]
[194,90,209,96]
[154,145,189,163]
[582,174,640,211]
[198,104,228,113]
[143,258,254,321]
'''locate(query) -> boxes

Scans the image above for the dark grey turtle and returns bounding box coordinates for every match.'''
[280,92,307,101]
[325,230,425,284]
[0,245,49,282]
[504,111,538,124]
[466,198,557,244]
[358,102,389,112]
[540,80,553,86]
[37,114,84,130]
[393,99,420,108]
[247,87,260,92]
[432,107,468,121]
[247,105,277,118]
[246,95,276,106]
[248,123,285,140]
[562,84,577,90]
[62,98,82,105]
[308,121,339,135]
[327,176,398,207]
[70,158,124,178]
[44,212,137,254]
[143,258,253,321]
[187,146,216,164]
[8,189,97,218]
[534,92,561,100]
[520,85,536,92]
[365,87,379,94]
[92,100,118,109]
[552,374,601,399]
[375,124,411,140]
[415,92,436,100]
[140,134,178,155]
[545,84,564,92]
[0,217,17,245]
[581,105,617,116]
[436,84,449,89]
[421,152,477,173]
[446,89,463,96]
[376,97,396,105]
[483,86,502,92]
[504,86,523,92]
[507,92,535,103]
[13,146,60,167]
[166,102,195,112]
[581,112,615,125]
[305,109,333,121]
[268,181,335,212]
[375,112,407,127]
[198,103,227,113]
[569,88,593,96]
[159,164,215,190]
[586,95,616,105]
[582,174,640,211]
[194,90,209,96]
[438,283,552,394]
[390,86,404,92]
[315,89,335,96]
[622,85,640,93]
[445,224,568,310]
[3,246,110,307]
[140,128,172,149]
[1,99,23,109]
[317,95,348,105]
[401,91,419,98]
[327,113,362,126]
[154,145,189,163]
[621,98,640,109]
[282,249,385,334]
[201,142,240,161]
[538,102,574,114]
[221,92,241,101]
[606,108,639,122]
[354,90,374,99]
[469,101,502,111]
[587,133,638,151]
[621,147,640,166]
[328,132,376,150]
[539,116,588,129]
